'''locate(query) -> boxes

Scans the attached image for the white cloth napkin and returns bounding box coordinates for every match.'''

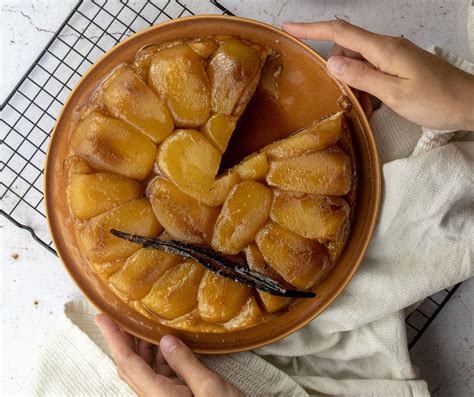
[27,49,473,397]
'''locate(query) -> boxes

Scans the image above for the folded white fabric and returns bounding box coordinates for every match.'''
[27,50,473,397]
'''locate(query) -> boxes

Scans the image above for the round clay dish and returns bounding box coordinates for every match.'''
[45,15,381,354]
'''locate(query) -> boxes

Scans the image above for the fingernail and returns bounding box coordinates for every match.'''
[327,57,347,76]
[161,335,181,354]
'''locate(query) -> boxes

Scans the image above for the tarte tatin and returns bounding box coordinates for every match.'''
[65,35,356,333]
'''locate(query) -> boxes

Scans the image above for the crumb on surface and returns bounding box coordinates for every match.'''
[11,253,19,260]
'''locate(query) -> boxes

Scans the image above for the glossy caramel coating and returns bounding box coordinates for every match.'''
[79,198,162,263]
[255,222,329,290]
[212,181,272,255]
[102,66,174,144]
[69,172,142,220]
[148,177,219,245]
[71,113,156,181]
[66,35,355,334]
[198,271,251,323]
[148,45,210,127]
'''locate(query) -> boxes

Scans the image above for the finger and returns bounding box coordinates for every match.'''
[155,348,175,377]
[329,43,344,57]
[137,339,156,367]
[95,314,135,354]
[359,92,373,116]
[326,56,400,100]
[329,43,363,60]
[95,314,174,395]
[283,20,385,64]
[160,335,223,393]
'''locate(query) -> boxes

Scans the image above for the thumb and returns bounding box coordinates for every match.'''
[160,335,222,393]
[327,56,399,102]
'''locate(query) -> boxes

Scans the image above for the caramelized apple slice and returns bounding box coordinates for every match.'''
[132,44,161,81]
[65,155,93,176]
[148,177,219,244]
[198,271,251,323]
[188,39,219,59]
[244,243,291,313]
[71,113,157,180]
[224,296,266,331]
[101,66,174,144]
[264,112,344,159]
[157,129,221,201]
[212,181,272,255]
[69,173,142,220]
[235,152,269,181]
[109,247,181,300]
[270,191,350,241]
[207,39,266,116]
[200,113,237,153]
[141,259,205,320]
[164,296,266,332]
[148,45,210,127]
[79,198,162,262]
[161,310,223,333]
[266,147,352,195]
[200,171,240,207]
[90,260,124,279]
[255,222,329,289]
[132,40,186,80]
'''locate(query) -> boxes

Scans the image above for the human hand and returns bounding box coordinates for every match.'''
[95,313,243,397]
[283,20,474,131]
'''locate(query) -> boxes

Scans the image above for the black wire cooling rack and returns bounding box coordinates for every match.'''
[0,0,460,349]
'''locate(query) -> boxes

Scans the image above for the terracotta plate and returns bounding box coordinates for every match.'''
[45,15,381,354]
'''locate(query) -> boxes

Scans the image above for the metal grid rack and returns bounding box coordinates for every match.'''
[0,0,459,349]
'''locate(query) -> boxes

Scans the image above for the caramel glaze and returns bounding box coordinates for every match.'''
[223,51,357,267]
[66,35,357,331]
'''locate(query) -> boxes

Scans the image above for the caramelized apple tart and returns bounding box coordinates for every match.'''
[66,36,356,333]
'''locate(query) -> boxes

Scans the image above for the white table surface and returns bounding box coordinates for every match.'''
[1,1,473,396]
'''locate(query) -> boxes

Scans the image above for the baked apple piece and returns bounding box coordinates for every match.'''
[212,181,272,255]
[148,177,219,244]
[65,155,93,176]
[264,112,344,159]
[108,247,181,300]
[200,113,238,153]
[207,39,267,116]
[234,152,269,181]
[132,39,190,80]
[71,113,157,180]
[101,66,174,144]
[148,45,210,127]
[162,296,265,333]
[244,243,291,313]
[198,271,251,323]
[157,129,221,201]
[141,259,205,320]
[255,222,329,290]
[79,198,162,263]
[90,260,124,279]
[161,310,222,333]
[201,171,240,207]
[270,191,350,241]
[69,172,142,220]
[224,296,266,331]
[266,147,352,195]
[188,39,219,59]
